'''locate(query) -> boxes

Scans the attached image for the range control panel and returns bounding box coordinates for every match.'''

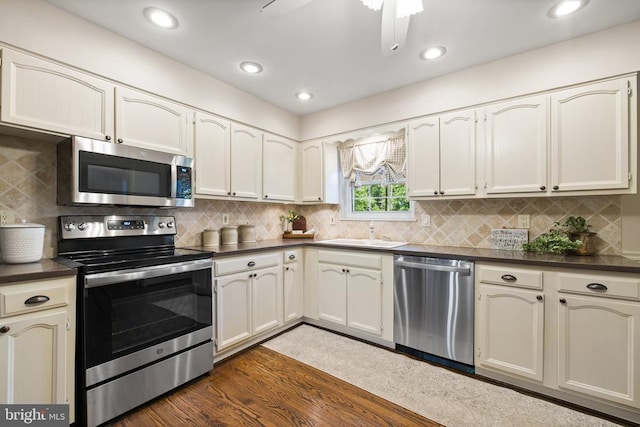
[59,215,176,239]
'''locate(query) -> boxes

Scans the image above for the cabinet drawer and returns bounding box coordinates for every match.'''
[318,250,381,270]
[477,265,543,290]
[215,252,281,276]
[0,278,71,318]
[284,250,300,264]
[557,272,640,300]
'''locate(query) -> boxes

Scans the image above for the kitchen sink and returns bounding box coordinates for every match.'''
[316,238,409,249]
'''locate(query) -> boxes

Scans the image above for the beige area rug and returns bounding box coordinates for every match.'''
[262,325,622,427]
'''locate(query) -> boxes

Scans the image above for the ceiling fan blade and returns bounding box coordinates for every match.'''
[380,0,410,55]
[261,0,314,18]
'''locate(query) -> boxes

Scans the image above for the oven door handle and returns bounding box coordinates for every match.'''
[84,258,213,288]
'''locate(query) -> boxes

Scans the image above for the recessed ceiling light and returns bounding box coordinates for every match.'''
[143,7,179,29]
[239,61,264,74]
[296,92,313,101]
[420,46,446,60]
[547,0,589,18]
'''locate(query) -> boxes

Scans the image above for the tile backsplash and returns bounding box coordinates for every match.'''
[0,133,622,258]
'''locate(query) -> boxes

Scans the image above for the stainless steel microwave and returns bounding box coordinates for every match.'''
[57,136,194,208]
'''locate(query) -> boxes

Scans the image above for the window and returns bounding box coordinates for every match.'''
[338,130,414,221]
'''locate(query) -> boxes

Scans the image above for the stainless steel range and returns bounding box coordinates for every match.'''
[56,215,213,427]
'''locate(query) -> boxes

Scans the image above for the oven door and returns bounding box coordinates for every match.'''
[83,258,212,386]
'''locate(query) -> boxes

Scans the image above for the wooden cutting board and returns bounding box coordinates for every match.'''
[292,216,307,232]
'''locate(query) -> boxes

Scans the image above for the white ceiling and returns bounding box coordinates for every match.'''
[42,0,640,116]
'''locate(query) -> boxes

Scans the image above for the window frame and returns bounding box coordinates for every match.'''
[339,177,415,221]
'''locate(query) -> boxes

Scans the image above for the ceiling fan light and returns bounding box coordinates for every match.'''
[360,0,384,11]
[396,0,424,18]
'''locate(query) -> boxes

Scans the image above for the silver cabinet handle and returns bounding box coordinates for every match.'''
[24,295,50,305]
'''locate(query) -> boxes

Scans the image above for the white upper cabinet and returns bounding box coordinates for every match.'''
[263,134,297,202]
[194,111,231,197]
[299,140,340,204]
[407,116,440,198]
[484,95,548,195]
[0,48,115,140]
[550,77,632,193]
[115,86,192,156]
[408,109,476,198]
[439,109,477,196]
[230,124,262,199]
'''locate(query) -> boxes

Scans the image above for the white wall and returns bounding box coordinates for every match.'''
[301,19,640,140]
[0,0,300,140]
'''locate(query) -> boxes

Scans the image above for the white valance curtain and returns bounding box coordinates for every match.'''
[338,135,406,184]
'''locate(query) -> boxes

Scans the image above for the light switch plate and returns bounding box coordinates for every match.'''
[0,211,14,225]
[517,215,530,229]
[422,214,431,227]
[222,213,230,225]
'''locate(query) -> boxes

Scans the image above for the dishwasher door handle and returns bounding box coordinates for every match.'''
[395,260,471,275]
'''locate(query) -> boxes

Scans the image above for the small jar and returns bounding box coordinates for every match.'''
[202,229,219,246]
[238,224,256,243]
[220,226,238,245]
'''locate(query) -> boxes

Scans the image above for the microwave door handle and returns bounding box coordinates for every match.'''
[84,258,212,288]
[171,164,177,198]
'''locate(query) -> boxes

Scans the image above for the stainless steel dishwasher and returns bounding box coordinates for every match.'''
[394,255,474,369]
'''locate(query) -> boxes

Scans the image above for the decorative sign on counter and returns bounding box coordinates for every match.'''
[491,228,528,251]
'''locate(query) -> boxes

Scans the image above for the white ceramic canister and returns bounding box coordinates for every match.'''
[238,224,256,243]
[202,229,220,246]
[220,226,238,245]
[0,219,45,263]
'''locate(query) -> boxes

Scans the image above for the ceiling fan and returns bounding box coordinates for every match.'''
[261,0,424,55]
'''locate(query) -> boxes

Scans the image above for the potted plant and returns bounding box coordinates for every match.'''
[522,229,583,254]
[555,216,596,255]
[279,210,299,233]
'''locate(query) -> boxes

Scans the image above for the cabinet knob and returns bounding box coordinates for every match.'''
[285,267,289,271]
[540,186,546,191]
[317,197,321,201]
[0,326,9,334]
[559,298,567,304]
[434,191,438,195]
[105,135,112,141]
[232,192,237,196]
[553,185,559,190]
[117,138,124,144]
[227,192,231,196]
[264,195,268,198]
[536,295,543,301]
[439,191,444,195]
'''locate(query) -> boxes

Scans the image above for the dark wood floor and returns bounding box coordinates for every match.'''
[107,345,441,426]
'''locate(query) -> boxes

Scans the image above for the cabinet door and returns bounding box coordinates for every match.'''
[550,78,631,192]
[407,117,440,198]
[194,111,231,197]
[0,311,67,405]
[300,140,324,202]
[439,109,476,196]
[557,295,640,407]
[476,284,544,381]
[284,262,303,323]
[318,263,347,325]
[252,266,282,335]
[347,267,382,336]
[216,273,251,351]
[1,48,115,140]
[485,96,548,195]
[230,124,262,199]
[115,86,192,155]
[263,134,296,201]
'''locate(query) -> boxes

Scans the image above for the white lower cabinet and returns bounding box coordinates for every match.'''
[476,262,640,422]
[214,252,282,351]
[0,276,76,424]
[312,249,391,341]
[283,250,303,323]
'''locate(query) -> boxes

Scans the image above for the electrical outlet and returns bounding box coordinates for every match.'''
[222,213,230,225]
[329,216,336,226]
[0,211,14,225]
[422,214,431,227]
[517,214,530,229]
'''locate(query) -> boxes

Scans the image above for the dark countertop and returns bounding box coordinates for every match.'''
[0,258,77,285]
[184,239,640,274]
